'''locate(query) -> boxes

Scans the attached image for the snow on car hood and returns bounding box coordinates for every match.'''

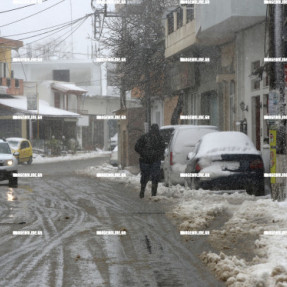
[0,154,14,160]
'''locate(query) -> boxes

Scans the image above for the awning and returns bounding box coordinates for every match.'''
[0,96,80,118]
[51,82,88,95]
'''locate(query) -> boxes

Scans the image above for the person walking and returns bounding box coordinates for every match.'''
[135,124,165,198]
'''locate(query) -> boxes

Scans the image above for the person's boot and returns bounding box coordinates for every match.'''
[139,185,145,198]
[151,182,158,196]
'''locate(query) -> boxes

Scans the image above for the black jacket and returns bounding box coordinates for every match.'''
[135,130,165,164]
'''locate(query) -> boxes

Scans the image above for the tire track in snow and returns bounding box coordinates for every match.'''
[0,177,87,286]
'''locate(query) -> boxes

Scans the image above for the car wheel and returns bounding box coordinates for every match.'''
[9,173,18,188]
[192,178,200,190]
[27,157,32,165]
[246,184,264,196]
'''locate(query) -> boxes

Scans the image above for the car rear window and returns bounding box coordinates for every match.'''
[160,128,175,147]
[173,128,217,153]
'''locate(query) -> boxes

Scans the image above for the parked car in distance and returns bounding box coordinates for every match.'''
[6,137,33,165]
[110,145,118,166]
[185,131,265,196]
[109,133,118,151]
[0,139,19,187]
[163,125,218,186]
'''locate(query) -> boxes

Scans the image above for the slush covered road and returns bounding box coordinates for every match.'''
[0,157,223,287]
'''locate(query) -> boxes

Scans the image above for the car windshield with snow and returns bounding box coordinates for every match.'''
[185,131,265,196]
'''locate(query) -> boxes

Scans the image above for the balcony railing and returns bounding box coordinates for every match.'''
[165,5,197,58]
[0,77,23,95]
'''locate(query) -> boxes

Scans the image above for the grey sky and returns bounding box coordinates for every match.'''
[0,0,98,59]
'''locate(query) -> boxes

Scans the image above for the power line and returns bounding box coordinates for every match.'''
[23,16,89,53]
[12,17,89,78]
[16,16,88,42]
[0,14,92,38]
[0,0,65,28]
[16,16,88,60]
[0,0,49,14]
[0,14,92,50]
[1,16,88,60]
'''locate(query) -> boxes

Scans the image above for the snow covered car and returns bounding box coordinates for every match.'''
[185,131,265,196]
[110,145,118,166]
[163,125,218,186]
[109,133,118,151]
[0,139,19,187]
[6,137,33,164]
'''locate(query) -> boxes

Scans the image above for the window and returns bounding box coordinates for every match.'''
[251,60,260,74]
[263,72,269,87]
[53,70,70,82]
[186,4,194,23]
[156,111,160,126]
[251,78,260,91]
[167,13,174,35]
[177,7,183,29]
[20,141,27,149]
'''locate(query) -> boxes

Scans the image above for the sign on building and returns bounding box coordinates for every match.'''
[27,93,38,110]
[268,90,280,116]
[77,115,89,127]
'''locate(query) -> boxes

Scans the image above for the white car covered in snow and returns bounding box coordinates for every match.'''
[185,131,265,196]
[0,139,19,187]
[163,125,218,186]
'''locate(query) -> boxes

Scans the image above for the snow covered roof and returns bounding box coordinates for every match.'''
[197,131,260,157]
[51,82,88,94]
[0,96,80,118]
[160,125,217,130]
[6,137,25,142]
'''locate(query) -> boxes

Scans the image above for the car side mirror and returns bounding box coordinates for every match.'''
[13,152,20,156]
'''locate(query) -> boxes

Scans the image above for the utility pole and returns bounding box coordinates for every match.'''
[143,0,152,131]
[268,4,287,200]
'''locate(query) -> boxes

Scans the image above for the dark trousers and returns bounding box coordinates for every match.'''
[139,160,161,187]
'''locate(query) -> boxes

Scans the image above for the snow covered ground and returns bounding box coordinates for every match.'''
[77,162,287,287]
[32,150,111,164]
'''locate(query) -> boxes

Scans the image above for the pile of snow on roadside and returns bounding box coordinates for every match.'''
[202,199,287,287]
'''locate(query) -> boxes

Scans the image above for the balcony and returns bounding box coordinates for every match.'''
[0,77,23,95]
[197,0,266,45]
[165,6,198,58]
[165,0,266,56]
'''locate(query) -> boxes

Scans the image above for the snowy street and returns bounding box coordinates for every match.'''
[0,157,223,287]
[78,159,287,287]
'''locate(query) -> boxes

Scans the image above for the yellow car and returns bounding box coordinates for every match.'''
[6,137,33,164]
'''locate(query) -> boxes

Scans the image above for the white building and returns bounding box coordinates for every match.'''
[12,59,140,150]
